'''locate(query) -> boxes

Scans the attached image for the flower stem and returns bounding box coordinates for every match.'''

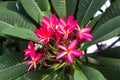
[74,58,82,66]
[42,62,65,80]
[34,44,41,51]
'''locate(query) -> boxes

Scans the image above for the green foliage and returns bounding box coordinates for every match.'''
[21,0,50,23]
[0,6,36,30]
[0,47,27,80]
[77,0,107,27]
[0,0,120,80]
[2,27,38,42]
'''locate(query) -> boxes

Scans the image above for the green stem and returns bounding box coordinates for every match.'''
[34,44,41,51]
[74,58,82,66]
[42,62,65,80]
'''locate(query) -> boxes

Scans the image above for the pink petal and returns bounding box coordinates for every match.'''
[43,16,50,27]
[59,18,66,26]
[57,45,66,50]
[77,32,84,40]
[40,22,48,29]
[68,40,78,49]
[56,52,67,59]
[30,51,36,59]
[50,14,57,24]
[83,33,93,38]
[24,49,30,54]
[57,24,65,33]
[83,33,93,41]
[55,31,61,42]
[36,54,42,61]
[29,41,34,49]
[48,28,54,37]
[27,61,32,65]
[68,21,77,33]
[45,39,49,44]
[66,54,74,63]
[41,24,49,34]
[34,29,44,38]
[33,62,37,71]
[82,28,91,33]
[62,35,68,40]
[37,38,46,43]
[27,64,33,72]
[72,50,83,57]
[67,15,74,25]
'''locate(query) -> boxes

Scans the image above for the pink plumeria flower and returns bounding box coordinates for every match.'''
[56,40,83,63]
[42,14,57,29]
[77,26,93,42]
[57,15,77,40]
[27,51,42,72]
[34,23,53,44]
[24,41,34,60]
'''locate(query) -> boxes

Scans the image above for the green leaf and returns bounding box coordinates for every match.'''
[88,14,102,29]
[0,1,18,11]
[0,47,27,80]
[77,0,107,27]
[94,0,120,30]
[74,68,87,80]
[21,0,49,23]
[2,27,38,42]
[92,16,120,44]
[50,0,77,17]
[50,0,66,17]
[17,67,56,80]
[35,0,50,11]
[82,16,120,50]
[56,66,65,80]
[66,0,77,17]
[81,66,106,80]
[86,56,120,80]
[0,20,12,36]
[89,56,120,70]
[91,66,120,80]
[0,6,36,30]
[91,46,120,59]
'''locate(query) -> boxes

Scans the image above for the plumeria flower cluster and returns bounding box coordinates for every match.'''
[24,14,93,72]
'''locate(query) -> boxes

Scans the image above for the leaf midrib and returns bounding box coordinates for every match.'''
[81,0,94,26]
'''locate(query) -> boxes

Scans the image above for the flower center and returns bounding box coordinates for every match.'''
[64,30,69,36]
[44,34,48,38]
[66,48,71,54]
[32,58,37,63]
[79,29,84,35]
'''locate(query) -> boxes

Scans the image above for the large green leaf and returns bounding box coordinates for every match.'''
[66,0,77,17]
[50,0,77,18]
[82,16,120,50]
[77,0,106,27]
[94,0,120,30]
[0,1,18,11]
[0,47,27,80]
[50,0,66,17]
[89,56,120,70]
[86,56,120,80]
[16,67,56,80]
[0,20,12,36]
[35,0,50,11]
[88,14,102,29]
[91,46,120,59]
[21,0,49,23]
[0,6,36,30]
[2,27,38,42]
[74,68,87,80]
[80,66,106,80]
[91,65,120,80]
